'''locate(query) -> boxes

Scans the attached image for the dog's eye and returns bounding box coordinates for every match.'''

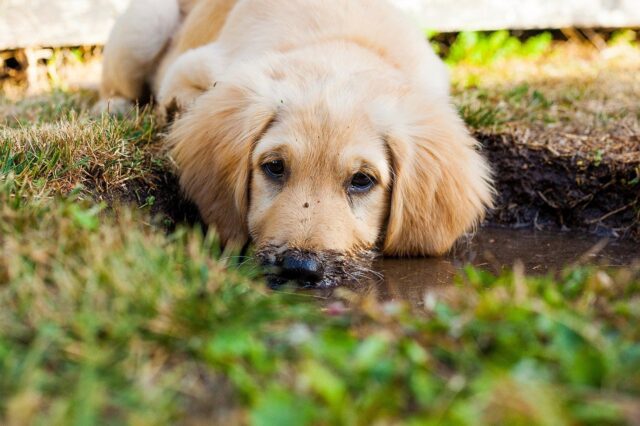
[262,160,286,179]
[349,172,376,194]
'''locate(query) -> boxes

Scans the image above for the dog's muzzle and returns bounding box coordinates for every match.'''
[260,250,324,288]
[257,246,379,289]
[279,252,324,284]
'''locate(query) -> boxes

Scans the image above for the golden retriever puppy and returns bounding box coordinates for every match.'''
[98,0,494,287]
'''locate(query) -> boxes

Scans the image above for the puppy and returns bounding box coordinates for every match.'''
[98,0,494,287]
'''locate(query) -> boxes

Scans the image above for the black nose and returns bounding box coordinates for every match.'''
[279,252,323,285]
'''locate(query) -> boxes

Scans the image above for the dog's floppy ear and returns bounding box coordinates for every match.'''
[382,101,494,256]
[167,79,276,247]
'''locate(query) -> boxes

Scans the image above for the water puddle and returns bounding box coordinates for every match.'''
[318,227,639,304]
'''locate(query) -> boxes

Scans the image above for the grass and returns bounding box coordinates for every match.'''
[2,171,640,424]
[1,34,640,424]
[2,163,640,424]
[434,30,553,66]
[1,95,155,191]
[451,41,640,166]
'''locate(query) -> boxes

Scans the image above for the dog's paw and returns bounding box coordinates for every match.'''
[92,97,136,117]
[155,98,182,127]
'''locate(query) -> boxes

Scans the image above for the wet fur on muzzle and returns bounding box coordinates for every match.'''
[256,246,381,288]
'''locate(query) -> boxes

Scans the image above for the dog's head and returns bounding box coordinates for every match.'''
[168,54,493,287]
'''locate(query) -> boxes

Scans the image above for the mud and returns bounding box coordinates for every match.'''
[479,132,640,240]
[375,227,639,304]
[90,165,203,232]
[306,227,639,305]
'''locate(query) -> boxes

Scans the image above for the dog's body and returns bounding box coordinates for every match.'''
[99,0,494,287]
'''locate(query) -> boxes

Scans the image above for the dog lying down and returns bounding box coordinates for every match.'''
[97,0,494,288]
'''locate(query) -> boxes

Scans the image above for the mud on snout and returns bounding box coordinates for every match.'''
[256,246,380,288]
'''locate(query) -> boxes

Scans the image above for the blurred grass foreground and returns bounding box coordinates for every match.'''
[1,21,640,426]
[2,173,640,424]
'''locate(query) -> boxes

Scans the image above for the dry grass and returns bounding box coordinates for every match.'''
[454,43,640,164]
[3,41,639,165]
[1,99,160,199]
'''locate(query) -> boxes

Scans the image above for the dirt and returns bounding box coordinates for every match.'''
[452,43,640,241]
[479,131,640,240]
[88,164,203,232]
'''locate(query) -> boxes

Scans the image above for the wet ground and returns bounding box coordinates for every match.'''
[480,133,640,242]
[316,227,640,305]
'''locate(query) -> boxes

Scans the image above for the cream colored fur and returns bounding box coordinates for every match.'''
[99,0,494,257]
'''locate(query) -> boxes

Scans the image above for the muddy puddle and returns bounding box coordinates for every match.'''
[312,227,639,305]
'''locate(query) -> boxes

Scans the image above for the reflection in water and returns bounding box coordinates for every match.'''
[340,227,638,305]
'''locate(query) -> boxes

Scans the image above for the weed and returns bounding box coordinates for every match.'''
[440,30,552,66]
[609,29,638,47]
[459,103,505,128]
